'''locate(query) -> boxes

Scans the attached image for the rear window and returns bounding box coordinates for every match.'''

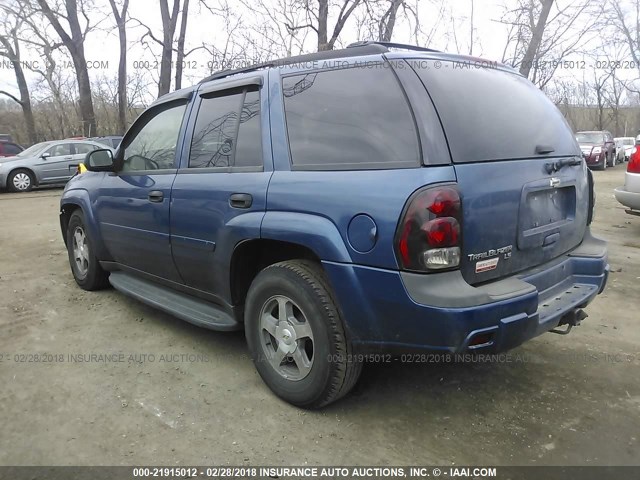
[411,60,579,163]
[3,143,22,155]
[282,65,420,170]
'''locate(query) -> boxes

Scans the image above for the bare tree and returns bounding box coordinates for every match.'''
[302,0,363,51]
[108,0,129,134]
[0,3,37,143]
[499,0,602,87]
[174,0,190,90]
[35,0,98,136]
[519,0,554,78]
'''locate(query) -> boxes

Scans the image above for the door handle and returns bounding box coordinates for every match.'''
[229,193,253,209]
[148,190,164,203]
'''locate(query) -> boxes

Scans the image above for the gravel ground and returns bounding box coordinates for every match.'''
[0,167,638,467]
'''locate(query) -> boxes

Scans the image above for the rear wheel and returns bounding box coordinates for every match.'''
[244,260,362,408]
[610,153,616,167]
[8,169,34,192]
[66,210,110,290]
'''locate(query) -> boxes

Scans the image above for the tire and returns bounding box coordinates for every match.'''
[8,169,34,192]
[610,153,616,167]
[66,210,110,290]
[598,157,607,171]
[244,260,362,408]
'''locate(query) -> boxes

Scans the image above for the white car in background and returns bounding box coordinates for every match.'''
[614,137,640,216]
[614,137,635,162]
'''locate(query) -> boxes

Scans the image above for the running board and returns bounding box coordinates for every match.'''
[108,272,240,331]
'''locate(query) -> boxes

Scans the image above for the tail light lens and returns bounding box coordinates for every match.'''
[628,148,640,174]
[396,186,462,272]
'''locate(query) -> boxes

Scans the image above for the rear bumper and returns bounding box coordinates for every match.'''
[324,229,608,354]
[615,173,640,210]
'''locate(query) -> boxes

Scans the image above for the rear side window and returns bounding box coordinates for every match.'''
[282,65,420,170]
[74,143,98,154]
[411,61,579,163]
[189,88,262,169]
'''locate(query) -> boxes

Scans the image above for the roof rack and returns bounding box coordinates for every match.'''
[199,41,438,84]
[346,40,441,53]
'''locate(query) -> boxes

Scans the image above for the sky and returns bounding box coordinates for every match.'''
[0,0,636,106]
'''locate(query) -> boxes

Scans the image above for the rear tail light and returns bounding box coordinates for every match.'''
[628,148,640,174]
[396,185,462,272]
[587,168,595,225]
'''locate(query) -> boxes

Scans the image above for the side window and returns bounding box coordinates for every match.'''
[74,143,98,155]
[189,87,262,169]
[235,90,262,167]
[122,102,187,172]
[282,65,420,169]
[46,143,72,157]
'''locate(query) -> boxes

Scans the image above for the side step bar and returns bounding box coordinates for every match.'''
[109,272,240,331]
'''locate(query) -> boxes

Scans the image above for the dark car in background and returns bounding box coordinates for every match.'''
[0,140,24,157]
[88,136,123,149]
[576,130,616,170]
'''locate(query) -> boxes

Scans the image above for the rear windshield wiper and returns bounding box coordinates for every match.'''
[545,157,582,174]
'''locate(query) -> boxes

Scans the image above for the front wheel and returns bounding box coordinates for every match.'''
[66,210,110,290]
[8,169,34,192]
[244,260,362,408]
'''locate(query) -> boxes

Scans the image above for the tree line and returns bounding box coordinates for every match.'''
[1,0,640,145]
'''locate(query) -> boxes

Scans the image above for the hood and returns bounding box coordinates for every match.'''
[0,155,24,163]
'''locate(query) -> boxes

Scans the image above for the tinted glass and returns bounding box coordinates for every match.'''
[413,61,579,162]
[282,65,420,169]
[74,143,98,154]
[189,92,243,168]
[234,90,262,167]
[46,143,72,157]
[4,143,22,155]
[123,102,186,172]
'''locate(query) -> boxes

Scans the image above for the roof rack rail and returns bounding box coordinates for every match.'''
[347,40,441,53]
[200,43,387,84]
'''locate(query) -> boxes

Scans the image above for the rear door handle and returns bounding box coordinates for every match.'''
[148,190,164,203]
[229,193,253,209]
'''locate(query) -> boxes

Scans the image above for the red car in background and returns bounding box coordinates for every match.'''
[576,130,617,170]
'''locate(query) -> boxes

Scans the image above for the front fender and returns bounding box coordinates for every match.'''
[60,188,111,261]
[260,211,352,263]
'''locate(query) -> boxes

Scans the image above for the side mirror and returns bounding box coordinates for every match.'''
[41,152,50,159]
[85,149,115,172]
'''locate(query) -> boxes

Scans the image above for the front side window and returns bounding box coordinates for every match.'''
[282,65,420,170]
[46,143,72,157]
[189,88,262,169]
[122,102,187,172]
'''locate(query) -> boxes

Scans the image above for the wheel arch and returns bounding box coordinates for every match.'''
[230,238,323,306]
[60,190,111,261]
[7,166,38,189]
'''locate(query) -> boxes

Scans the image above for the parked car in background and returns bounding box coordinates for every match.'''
[60,42,608,408]
[576,130,616,170]
[614,138,640,216]
[0,140,24,157]
[615,137,635,162]
[88,135,123,149]
[0,139,110,192]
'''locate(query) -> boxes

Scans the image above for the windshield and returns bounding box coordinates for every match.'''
[18,141,54,157]
[624,138,635,146]
[576,132,603,144]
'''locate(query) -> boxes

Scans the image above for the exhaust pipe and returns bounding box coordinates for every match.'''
[550,309,588,335]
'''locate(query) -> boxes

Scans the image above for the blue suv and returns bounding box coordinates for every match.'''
[60,42,609,408]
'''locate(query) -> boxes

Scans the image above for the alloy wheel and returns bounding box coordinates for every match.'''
[259,295,314,381]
